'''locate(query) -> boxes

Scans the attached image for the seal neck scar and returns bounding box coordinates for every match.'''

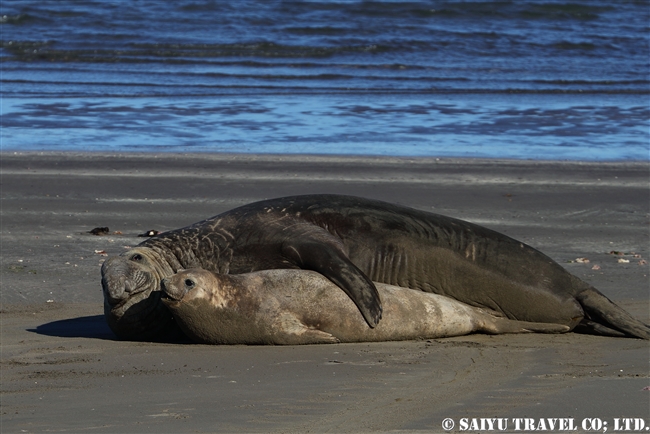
[138,246,181,276]
[141,223,234,271]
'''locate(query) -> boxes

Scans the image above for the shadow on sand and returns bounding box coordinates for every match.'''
[29,315,117,340]
[29,315,192,343]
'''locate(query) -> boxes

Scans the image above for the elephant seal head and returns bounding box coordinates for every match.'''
[101,247,181,341]
[161,268,231,307]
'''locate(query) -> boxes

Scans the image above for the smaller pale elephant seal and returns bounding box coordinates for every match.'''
[161,268,569,345]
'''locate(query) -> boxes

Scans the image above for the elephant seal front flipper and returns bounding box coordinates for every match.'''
[280,223,382,327]
[274,313,341,344]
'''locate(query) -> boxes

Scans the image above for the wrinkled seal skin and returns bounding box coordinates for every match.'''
[161,269,570,345]
[102,194,650,341]
[102,247,184,340]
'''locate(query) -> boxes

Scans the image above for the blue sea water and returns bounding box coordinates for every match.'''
[1,1,649,160]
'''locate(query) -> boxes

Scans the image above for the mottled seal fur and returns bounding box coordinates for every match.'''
[161,269,569,345]
[102,194,650,341]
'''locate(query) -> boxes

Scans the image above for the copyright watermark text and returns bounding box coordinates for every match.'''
[441,417,649,432]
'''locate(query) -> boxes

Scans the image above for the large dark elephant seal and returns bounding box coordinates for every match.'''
[161,269,569,345]
[101,194,650,341]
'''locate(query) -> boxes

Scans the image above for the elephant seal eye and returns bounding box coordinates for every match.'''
[184,279,195,288]
[131,254,143,261]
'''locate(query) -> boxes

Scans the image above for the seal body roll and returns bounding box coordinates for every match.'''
[161,269,569,345]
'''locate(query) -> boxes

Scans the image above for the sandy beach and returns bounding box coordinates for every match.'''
[1,152,649,433]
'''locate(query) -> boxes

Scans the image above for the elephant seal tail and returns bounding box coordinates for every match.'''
[575,288,650,340]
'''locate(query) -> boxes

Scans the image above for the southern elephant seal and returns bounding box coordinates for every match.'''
[101,194,650,341]
[161,269,569,345]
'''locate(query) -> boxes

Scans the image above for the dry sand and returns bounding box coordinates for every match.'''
[1,152,649,433]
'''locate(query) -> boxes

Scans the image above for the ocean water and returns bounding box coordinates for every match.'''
[1,0,649,160]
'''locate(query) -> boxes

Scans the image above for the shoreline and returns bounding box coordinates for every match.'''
[1,152,648,432]
[4,148,650,164]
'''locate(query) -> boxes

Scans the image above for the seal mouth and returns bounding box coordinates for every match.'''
[106,286,152,307]
[102,277,156,308]
[161,278,184,304]
[108,297,131,311]
[160,292,180,303]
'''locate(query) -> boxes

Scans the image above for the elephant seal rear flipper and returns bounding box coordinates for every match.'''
[280,224,382,327]
[576,287,650,339]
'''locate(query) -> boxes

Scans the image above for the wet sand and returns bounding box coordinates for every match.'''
[1,152,649,433]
